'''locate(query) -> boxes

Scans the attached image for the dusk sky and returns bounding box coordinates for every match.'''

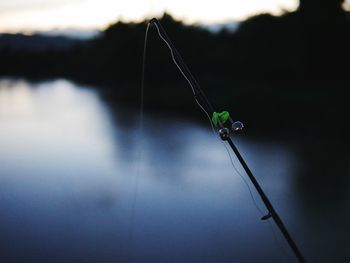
[0,0,300,32]
[1,0,350,33]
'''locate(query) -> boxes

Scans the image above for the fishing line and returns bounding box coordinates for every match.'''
[150,21,292,259]
[127,22,151,263]
[222,139,290,261]
[152,23,214,124]
[221,141,265,216]
[151,21,268,218]
[140,19,306,263]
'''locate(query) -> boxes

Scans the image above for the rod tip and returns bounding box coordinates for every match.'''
[149,18,158,24]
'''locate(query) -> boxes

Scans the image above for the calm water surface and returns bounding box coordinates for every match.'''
[0,79,349,263]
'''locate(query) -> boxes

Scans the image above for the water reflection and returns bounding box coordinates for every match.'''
[0,79,349,263]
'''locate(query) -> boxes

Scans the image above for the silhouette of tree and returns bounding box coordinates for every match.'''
[299,0,344,15]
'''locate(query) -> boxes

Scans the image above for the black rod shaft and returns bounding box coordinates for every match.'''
[226,137,305,263]
[148,18,305,263]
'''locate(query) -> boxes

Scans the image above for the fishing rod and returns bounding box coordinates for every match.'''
[146,18,306,263]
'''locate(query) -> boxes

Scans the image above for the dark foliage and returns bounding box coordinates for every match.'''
[0,33,80,51]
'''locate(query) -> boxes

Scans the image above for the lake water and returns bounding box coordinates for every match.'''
[0,79,349,263]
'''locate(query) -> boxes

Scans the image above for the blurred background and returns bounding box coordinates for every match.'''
[0,0,350,262]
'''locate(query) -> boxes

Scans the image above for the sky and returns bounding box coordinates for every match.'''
[0,0,349,33]
[0,0,300,33]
